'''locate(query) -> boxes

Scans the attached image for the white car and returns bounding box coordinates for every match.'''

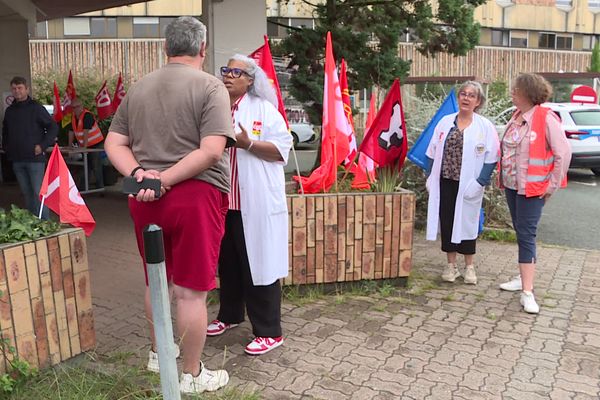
[289,122,317,146]
[43,104,54,115]
[493,102,600,176]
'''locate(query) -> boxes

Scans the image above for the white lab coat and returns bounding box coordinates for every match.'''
[233,95,293,285]
[425,113,499,244]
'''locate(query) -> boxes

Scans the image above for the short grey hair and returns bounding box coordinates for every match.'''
[458,80,486,112]
[228,54,278,107]
[165,16,206,57]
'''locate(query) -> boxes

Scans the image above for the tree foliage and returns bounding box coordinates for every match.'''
[589,41,600,73]
[274,0,486,125]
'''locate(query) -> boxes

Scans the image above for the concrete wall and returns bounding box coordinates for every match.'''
[0,18,31,121]
[202,0,266,76]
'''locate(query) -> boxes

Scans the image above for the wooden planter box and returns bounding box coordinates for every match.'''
[285,189,415,285]
[0,228,95,373]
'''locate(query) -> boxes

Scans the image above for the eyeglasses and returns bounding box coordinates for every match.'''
[458,91,478,100]
[220,67,250,79]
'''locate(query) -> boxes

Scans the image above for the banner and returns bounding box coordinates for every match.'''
[407,89,458,170]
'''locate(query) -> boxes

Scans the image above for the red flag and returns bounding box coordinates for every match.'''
[351,93,378,189]
[112,73,126,111]
[249,35,289,128]
[293,32,350,193]
[52,81,63,123]
[39,145,96,236]
[358,79,408,169]
[61,70,76,115]
[339,59,357,167]
[95,80,114,120]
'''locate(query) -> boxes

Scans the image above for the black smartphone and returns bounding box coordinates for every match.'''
[122,176,162,198]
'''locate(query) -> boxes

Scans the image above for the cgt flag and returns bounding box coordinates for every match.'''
[249,35,289,128]
[407,88,458,170]
[61,70,76,115]
[339,58,357,167]
[351,92,378,189]
[52,81,63,123]
[112,73,126,112]
[358,79,408,169]
[39,145,96,236]
[95,80,114,120]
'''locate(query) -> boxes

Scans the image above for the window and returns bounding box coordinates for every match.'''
[290,18,314,29]
[510,31,528,48]
[556,35,573,50]
[491,29,509,46]
[590,0,600,9]
[583,35,600,50]
[267,17,288,38]
[133,17,159,38]
[159,17,176,37]
[556,0,572,6]
[90,18,116,38]
[539,33,556,49]
[64,18,90,36]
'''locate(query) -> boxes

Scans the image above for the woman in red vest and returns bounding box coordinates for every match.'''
[498,73,571,314]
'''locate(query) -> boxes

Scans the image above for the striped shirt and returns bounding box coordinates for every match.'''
[228,95,244,210]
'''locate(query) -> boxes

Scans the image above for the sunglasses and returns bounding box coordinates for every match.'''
[220,67,250,79]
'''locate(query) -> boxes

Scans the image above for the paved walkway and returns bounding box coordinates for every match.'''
[3,185,600,399]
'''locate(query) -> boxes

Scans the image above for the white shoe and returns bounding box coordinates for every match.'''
[463,265,477,285]
[499,275,522,291]
[520,291,540,314]
[179,361,229,394]
[442,263,461,282]
[147,343,180,373]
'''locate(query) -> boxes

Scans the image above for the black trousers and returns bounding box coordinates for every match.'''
[439,178,476,255]
[217,210,282,338]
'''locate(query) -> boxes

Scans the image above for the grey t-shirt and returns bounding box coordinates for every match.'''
[109,63,235,193]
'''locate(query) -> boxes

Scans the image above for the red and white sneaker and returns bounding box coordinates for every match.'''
[244,336,284,355]
[206,320,238,337]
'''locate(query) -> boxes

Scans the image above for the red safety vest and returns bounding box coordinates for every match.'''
[525,106,567,197]
[72,110,104,147]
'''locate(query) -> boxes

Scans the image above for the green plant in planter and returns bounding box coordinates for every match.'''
[0,206,61,244]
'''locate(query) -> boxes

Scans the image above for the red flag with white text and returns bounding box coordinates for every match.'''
[95,80,114,120]
[112,73,126,111]
[358,79,407,169]
[61,70,76,115]
[249,35,289,128]
[39,145,96,236]
[52,81,63,123]
[339,59,357,167]
[293,32,350,193]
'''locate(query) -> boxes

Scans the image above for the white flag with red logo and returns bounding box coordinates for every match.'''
[112,73,126,112]
[39,145,96,236]
[95,80,114,120]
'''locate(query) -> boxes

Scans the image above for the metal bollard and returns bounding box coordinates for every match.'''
[143,224,181,400]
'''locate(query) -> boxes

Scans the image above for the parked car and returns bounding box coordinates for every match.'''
[43,104,54,115]
[289,122,317,146]
[493,103,600,176]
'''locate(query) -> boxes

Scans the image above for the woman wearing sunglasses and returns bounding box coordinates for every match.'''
[425,81,499,285]
[206,55,292,355]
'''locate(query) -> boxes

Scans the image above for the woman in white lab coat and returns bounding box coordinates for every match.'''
[206,54,293,356]
[425,81,499,285]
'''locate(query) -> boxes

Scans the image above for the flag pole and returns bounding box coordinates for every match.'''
[290,142,305,195]
[38,196,46,219]
[338,151,360,187]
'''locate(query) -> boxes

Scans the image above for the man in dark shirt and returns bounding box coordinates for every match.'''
[1,76,58,219]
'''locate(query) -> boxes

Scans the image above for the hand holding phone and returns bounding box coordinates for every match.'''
[122,176,162,199]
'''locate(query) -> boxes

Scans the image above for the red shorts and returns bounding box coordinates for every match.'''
[129,179,228,291]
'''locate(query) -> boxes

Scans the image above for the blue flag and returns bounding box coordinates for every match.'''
[407,89,459,170]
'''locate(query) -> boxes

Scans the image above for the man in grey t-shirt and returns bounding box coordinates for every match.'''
[105,16,234,395]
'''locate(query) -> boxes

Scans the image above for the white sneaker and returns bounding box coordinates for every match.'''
[179,361,229,394]
[499,275,522,291]
[442,263,461,282]
[147,343,180,373]
[520,291,540,314]
[463,265,477,285]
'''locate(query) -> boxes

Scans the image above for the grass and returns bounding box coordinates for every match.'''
[486,312,497,321]
[480,228,517,243]
[442,293,455,302]
[5,354,260,400]
[406,270,439,296]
